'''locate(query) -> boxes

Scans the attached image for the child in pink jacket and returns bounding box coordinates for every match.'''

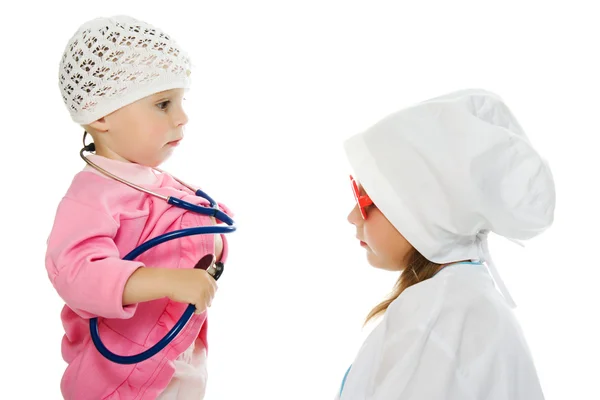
[46,15,232,399]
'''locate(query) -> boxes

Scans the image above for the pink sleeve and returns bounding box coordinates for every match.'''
[45,197,143,319]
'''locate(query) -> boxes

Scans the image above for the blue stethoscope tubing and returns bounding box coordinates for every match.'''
[90,188,235,365]
[81,142,236,365]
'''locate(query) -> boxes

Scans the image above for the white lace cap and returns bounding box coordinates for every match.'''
[58,15,192,124]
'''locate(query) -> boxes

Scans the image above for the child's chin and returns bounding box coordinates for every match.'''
[367,255,400,272]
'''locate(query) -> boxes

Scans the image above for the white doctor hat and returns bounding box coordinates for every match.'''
[344,89,556,307]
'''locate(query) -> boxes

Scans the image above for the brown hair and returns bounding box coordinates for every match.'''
[364,247,443,325]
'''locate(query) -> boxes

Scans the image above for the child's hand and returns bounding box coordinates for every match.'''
[166,269,218,314]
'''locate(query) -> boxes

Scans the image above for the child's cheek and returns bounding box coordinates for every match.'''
[149,123,170,143]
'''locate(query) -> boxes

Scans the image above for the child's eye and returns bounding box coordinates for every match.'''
[157,100,170,110]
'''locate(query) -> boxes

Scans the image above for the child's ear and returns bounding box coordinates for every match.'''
[87,117,109,133]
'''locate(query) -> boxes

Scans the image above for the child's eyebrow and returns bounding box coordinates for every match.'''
[153,90,184,101]
[153,89,178,97]
[153,92,172,99]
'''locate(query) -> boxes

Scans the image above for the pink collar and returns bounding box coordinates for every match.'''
[83,154,162,186]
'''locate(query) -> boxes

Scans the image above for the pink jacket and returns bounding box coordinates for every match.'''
[45,155,231,399]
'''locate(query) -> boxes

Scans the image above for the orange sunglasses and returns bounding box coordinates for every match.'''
[350,175,373,219]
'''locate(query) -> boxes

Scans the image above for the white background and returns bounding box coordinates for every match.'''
[1,1,598,399]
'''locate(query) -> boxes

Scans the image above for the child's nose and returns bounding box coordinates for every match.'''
[347,205,362,226]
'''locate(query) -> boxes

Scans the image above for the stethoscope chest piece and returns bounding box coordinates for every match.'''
[194,254,225,281]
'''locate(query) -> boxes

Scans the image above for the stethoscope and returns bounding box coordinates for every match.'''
[338,260,483,398]
[80,133,236,365]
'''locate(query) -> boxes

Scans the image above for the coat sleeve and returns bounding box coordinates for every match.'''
[368,327,477,400]
[45,197,144,319]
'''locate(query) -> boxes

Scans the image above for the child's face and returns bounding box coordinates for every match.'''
[348,184,413,271]
[89,88,188,167]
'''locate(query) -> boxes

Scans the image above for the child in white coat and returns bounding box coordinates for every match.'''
[337,89,555,400]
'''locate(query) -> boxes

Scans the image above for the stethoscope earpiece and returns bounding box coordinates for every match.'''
[82,130,95,153]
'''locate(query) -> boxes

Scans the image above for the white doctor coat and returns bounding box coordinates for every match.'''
[337,264,545,400]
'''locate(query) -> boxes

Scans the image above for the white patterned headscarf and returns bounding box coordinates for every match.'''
[59,15,192,124]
